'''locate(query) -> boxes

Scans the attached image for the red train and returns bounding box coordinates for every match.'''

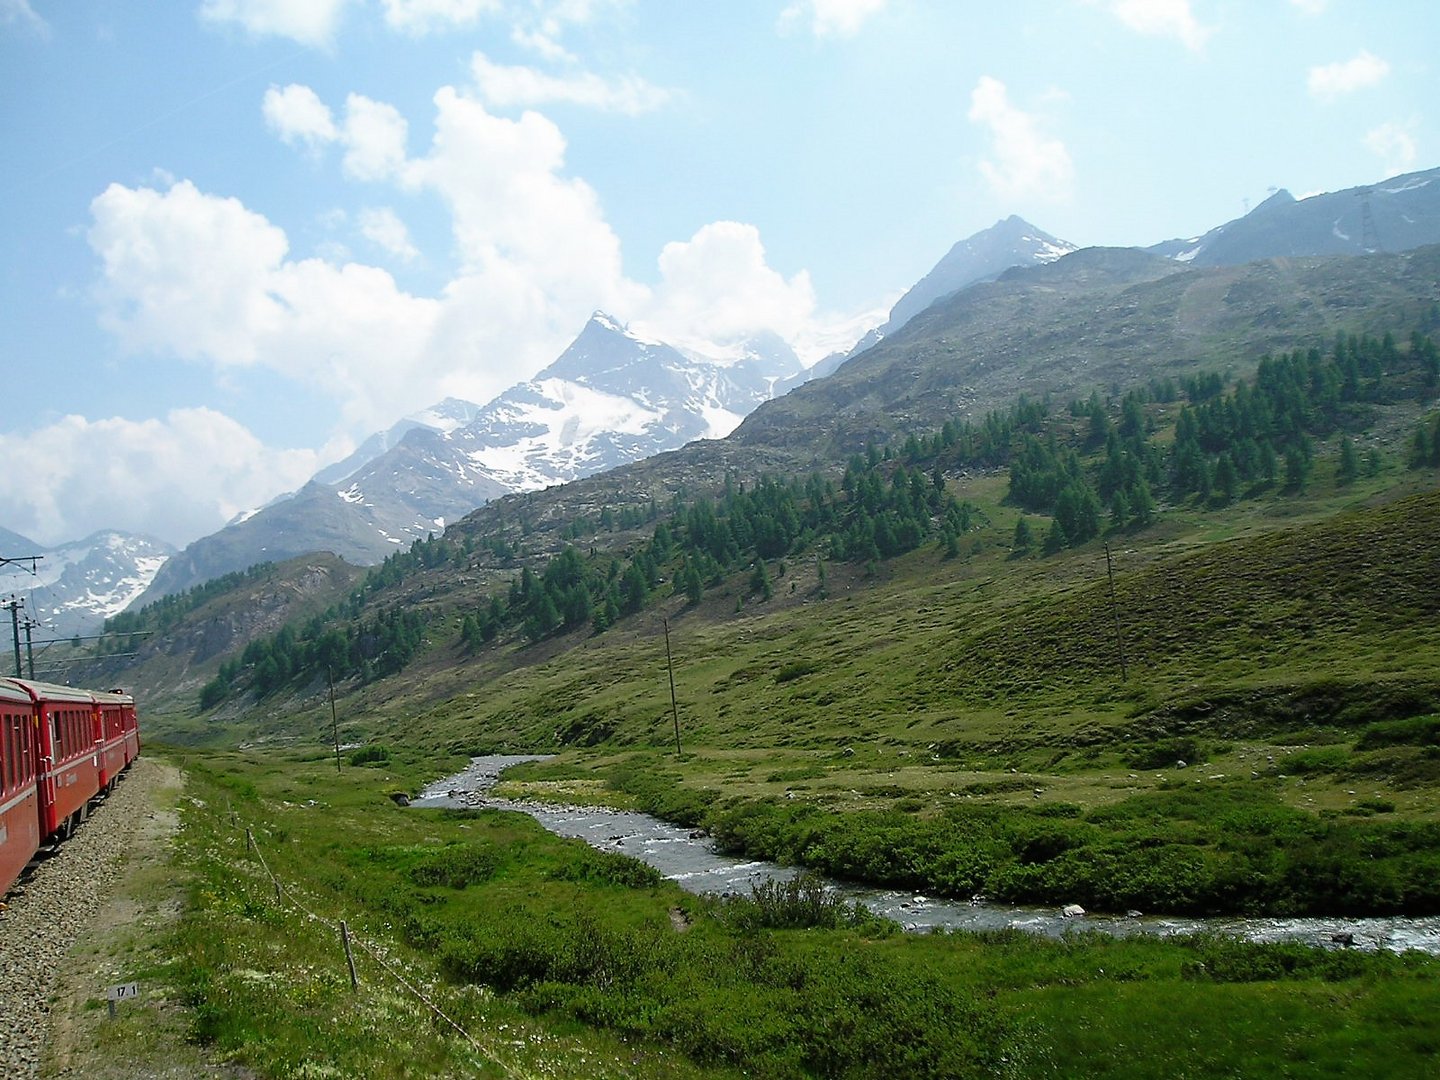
[1,678,140,896]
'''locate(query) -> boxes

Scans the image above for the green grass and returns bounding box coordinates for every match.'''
[157,748,1440,1078]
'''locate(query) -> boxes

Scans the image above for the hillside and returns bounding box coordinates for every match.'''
[86,240,1440,924]
[85,554,363,728]
[733,244,1440,456]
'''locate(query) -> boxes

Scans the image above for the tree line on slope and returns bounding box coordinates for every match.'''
[195,326,1438,710]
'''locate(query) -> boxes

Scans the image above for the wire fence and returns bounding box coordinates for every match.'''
[238,824,535,1079]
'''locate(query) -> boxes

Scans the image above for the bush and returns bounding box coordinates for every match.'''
[347,744,391,766]
[548,847,663,889]
[1356,715,1440,750]
[408,844,500,889]
[720,873,889,933]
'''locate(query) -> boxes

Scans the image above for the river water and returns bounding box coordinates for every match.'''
[412,755,1440,955]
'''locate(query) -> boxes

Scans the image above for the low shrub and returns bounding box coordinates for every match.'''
[347,744,391,766]
[407,843,500,889]
[548,847,663,889]
[719,873,891,933]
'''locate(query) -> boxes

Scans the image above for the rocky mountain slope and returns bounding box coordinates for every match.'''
[882,215,1075,334]
[1148,165,1440,266]
[731,243,1440,456]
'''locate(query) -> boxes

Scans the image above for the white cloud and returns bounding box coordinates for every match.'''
[260,85,409,179]
[1289,0,1326,14]
[341,94,410,180]
[262,83,339,149]
[532,0,630,29]
[968,76,1074,202]
[358,206,419,261]
[633,220,883,367]
[402,87,638,310]
[511,26,577,63]
[88,180,290,365]
[87,179,443,433]
[635,221,817,351]
[469,52,674,115]
[1364,121,1418,178]
[198,0,356,47]
[381,0,500,34]
[0,409,329,548]
[1,0,48,35]
[1307,50,1390,102]
[1101,0,1213,53]
[779,0,888,38]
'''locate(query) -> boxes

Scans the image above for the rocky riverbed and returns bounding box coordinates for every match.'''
[416,755,1440,955]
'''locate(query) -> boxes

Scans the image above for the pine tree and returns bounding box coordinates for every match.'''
[1012,517,1033,552]
[1128,477,1157,526]
[1043,519,1068,555]
[1110,490,1130,529]
[751,559,773,601]
[1214,453,1239,504]
[1337,437,1359,484]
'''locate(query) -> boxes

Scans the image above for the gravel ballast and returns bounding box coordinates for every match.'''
[0,759,166,1078]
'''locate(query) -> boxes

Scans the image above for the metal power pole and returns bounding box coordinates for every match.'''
[4,596,22,678]
[22,616,38,679]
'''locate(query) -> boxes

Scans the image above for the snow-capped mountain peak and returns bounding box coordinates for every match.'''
[2,530,175,638]
[883,215,1077,334]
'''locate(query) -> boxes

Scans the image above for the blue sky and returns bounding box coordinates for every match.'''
[1,0,1435,549]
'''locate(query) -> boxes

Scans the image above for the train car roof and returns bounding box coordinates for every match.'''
[0,678,104,705]
[0,680,33,705]
[89,685,133,702]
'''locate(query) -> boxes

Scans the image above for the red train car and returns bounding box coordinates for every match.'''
[1,680,41,895]
[93,687,137,789]
[0,679,140,896]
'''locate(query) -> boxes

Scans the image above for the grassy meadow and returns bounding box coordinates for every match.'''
[125,748,1440,1078]
[109,358,1440,1074]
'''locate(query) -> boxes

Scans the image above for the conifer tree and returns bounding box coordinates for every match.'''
[1013,517,1033,552]
[1337,437,1359,484]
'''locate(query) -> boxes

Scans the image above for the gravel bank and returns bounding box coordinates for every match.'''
[0,759,167,1078]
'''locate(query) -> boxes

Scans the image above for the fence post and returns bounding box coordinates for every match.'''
[341,920,360,991]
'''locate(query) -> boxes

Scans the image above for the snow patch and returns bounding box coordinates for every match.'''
[1382,176,1433,195]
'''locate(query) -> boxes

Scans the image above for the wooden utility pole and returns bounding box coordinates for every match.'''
[1103,543,1129,682]
[663,617,682,757]
[328,667,341,772]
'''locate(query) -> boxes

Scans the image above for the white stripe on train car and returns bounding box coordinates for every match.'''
[0,783,36,816]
